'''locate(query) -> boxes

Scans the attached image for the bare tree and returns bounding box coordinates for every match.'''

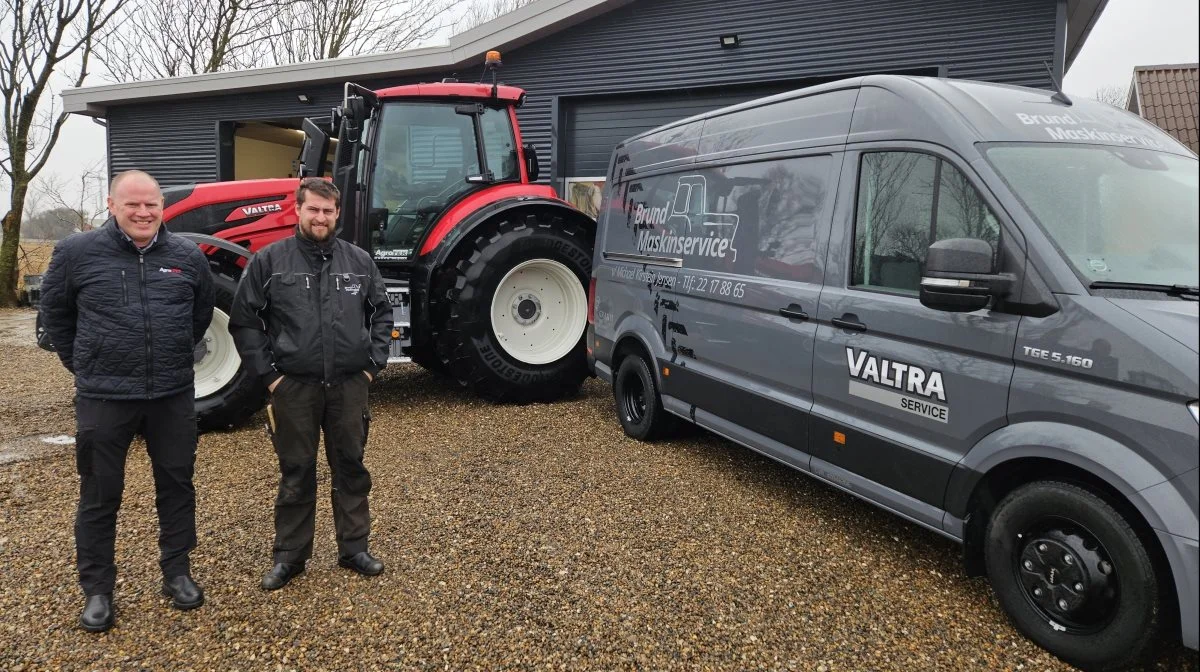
[99,0,291,82]
[1,0,128,307]
[1093,84,1129,109]
[33,158,107,233]
[458,0,537,32]
[270,0,453,64]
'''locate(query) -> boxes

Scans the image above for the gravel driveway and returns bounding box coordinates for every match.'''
[0,307,1196,671]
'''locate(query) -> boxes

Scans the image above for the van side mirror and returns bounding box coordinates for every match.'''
[523,143,540,181]
[919,238,1010,312]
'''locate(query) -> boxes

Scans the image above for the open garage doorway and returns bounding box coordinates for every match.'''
[217,118,336,181]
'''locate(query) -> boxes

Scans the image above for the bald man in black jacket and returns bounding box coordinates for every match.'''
[40,170,215,632]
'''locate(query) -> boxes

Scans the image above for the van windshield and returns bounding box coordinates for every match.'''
[984,143,1198,289]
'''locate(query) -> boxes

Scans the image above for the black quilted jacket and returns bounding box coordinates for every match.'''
[39,218,215,400]
[228,230,393,388]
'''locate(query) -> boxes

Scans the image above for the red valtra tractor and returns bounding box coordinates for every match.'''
[56,52,596,430]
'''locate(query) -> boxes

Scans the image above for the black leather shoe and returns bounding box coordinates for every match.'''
[261,562,305,591]
[80,594,114,632]
[162,575,204,610]
[338,551,384,576]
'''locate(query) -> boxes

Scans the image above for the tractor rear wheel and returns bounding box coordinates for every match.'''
[435,211,591,402]
[194,274,264,431]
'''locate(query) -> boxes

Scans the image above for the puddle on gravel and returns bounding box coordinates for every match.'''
[0,433,74,466]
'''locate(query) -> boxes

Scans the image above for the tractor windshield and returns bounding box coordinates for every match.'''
[367,101,519,261]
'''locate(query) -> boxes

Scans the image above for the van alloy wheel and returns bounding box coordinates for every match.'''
[619,368,648,425]
[984,481,1160,671]
[1014,519,1119,634]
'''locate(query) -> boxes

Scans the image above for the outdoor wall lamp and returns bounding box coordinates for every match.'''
[719,34,740,48]
[297,94,313,104]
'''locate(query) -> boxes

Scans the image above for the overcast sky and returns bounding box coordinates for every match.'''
[8,0,1200,217]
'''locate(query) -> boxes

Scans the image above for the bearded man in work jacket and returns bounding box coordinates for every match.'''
[229,177,393,591]
[39,170,216,632]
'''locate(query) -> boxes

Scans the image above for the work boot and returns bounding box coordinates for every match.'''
[162,575,205,610]
[338,551,384,576]
[80,594,114,632]
[261,562,305,591]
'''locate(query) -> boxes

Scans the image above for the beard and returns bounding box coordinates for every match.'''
[299,219,336,241]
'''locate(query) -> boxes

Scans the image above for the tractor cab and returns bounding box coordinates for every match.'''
[299,52,541,271]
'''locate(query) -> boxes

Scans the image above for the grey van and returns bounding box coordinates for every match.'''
[586,75,1198,671]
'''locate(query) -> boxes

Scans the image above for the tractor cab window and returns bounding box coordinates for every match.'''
[367,101,514,261]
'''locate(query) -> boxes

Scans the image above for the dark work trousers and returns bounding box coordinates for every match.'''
[267,375,373,565]
[74,389,197,596]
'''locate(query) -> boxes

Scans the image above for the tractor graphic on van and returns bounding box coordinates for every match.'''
[633,174,740,262]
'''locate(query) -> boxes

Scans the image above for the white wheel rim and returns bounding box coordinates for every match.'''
[489,258,587,365]
[194,308,242,399]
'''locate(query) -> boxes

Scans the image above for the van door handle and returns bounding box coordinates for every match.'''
[832,315,867,332]
[779,306,809,320]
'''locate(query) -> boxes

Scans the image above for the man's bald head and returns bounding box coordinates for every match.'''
[109,170,161,197]
[107,170,164,247]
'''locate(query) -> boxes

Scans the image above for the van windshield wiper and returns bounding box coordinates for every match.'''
[1089,281,1200,297]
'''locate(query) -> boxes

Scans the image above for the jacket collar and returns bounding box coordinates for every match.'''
[294,226,337,259]
[104,217,168,253]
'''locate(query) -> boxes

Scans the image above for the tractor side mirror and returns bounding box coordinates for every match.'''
[523,143,540,181]
[299,118,330,178]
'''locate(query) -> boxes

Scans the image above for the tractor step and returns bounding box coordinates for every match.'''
[386,283,412,364]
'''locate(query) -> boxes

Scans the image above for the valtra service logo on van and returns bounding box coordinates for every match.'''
[633,175,740,262]
[846,348,950,424]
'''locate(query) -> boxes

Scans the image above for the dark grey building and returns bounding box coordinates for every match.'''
[64,0,1106,202]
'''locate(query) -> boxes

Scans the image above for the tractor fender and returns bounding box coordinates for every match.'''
[174,232,254,261]
[423,195,595,271]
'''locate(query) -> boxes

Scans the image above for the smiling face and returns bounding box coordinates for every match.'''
[296,191,339,242]
[108,173,163,246]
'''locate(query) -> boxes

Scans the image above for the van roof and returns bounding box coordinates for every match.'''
[615,75,1196,172]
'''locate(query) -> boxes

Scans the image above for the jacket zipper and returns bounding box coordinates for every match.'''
[121,270,128,306]
[139,255,153,398]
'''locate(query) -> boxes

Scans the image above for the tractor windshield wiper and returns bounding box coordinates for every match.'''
[1089,281,1200,297]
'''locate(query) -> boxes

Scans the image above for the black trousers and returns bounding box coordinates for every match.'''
[74,389,197,596]
[267,375,373,564]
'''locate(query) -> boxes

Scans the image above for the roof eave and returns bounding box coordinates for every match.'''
[1064,0,1109,72]
[62,0,634,117]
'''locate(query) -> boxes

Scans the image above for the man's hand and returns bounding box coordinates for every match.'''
[363,370,373,383]
[268,376,284,393]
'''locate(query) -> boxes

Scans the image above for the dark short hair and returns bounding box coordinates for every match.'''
[296,177,340,206]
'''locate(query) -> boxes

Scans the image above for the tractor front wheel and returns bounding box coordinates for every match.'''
[194,274,264,430]
[435,211,591,402]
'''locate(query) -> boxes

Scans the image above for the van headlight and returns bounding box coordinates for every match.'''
[1191,401,1200,423]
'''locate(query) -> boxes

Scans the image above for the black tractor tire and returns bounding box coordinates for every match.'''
[433,212,591,402]
[613,352,677,441]
[984,481,1162,672]
[194,274,264,431]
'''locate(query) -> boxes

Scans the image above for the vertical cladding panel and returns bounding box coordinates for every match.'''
[106,0,1058,186]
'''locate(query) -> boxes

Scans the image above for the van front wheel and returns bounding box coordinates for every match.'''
[984,481,1161,671]
[613,354,675,441]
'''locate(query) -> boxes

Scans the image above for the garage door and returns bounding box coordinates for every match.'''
[562,84,805,178]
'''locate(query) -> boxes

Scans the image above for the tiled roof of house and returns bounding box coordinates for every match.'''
[1126,63,1199,153]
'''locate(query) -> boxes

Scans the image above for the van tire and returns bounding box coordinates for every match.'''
[435,212,591,402]
[195,275,264,431]
[984,481,1160,671]
[613,354,676,441]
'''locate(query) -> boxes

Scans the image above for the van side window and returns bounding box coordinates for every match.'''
[612,156,833,280]
[851,152,1000,294]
